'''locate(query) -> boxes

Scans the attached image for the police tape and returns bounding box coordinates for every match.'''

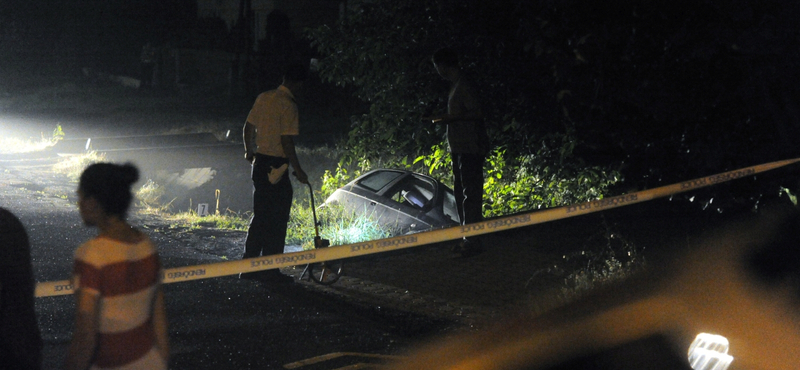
[34,157,800,298]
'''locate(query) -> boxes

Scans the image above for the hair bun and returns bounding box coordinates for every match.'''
[78,162,141,217]
[121,163,140,186]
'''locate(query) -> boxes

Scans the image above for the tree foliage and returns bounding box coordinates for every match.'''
[308,0,800,214]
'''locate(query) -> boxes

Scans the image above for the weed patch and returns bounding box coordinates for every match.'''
[153,210,251,231]
[286,201,394,249]
[549,216,645,298]
[52,151,107,181]
[0,125,64,154]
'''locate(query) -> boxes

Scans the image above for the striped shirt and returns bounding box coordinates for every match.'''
[73,235,166,370]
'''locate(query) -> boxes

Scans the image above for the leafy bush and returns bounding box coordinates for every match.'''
[307,0,627,216]
[481,140,621,217]
[321,134,621,218]
[308,0,800,215]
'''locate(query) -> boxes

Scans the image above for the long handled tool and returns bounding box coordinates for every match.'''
[307,182,330,250]
[299,182,342,285]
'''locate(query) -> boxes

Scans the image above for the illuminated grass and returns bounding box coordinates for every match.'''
[287,201,394,250]
[52,151,107,181]
[134,179,250,230]
[0,137,55,154]
[138,196,380,236]
[0,125,65,154]
[156,210,251,231]
[317,204,394,247]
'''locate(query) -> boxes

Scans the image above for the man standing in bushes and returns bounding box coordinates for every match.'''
[426,47,489,256]
[241,61,309,283]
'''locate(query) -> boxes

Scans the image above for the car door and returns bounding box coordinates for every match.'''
[378,173,440,233]
[328,170,426,234]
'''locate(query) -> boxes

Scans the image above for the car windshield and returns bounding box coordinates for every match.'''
[357,170,404,192]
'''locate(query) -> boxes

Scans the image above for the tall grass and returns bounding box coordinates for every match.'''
[556,218,645,295]
[52,151,107,181]
[286,201,394,250]
[0,125,64,154]
[157,210,251,231]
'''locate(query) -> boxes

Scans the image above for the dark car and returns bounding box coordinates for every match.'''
[323,169,460,235]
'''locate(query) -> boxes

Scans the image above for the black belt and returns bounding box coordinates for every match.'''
[254,154,289,167]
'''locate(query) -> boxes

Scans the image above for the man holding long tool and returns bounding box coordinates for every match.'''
[241,61,309,284]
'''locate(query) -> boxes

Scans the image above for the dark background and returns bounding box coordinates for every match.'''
[4,0,800,213]
[4,0,196,77]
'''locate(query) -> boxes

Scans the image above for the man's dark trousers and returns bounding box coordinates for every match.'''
[244,154,293,260]
[452,153,484,225]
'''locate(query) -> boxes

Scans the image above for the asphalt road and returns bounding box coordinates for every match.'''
[1,152,721,370]
[8,81,792,370]
[1,159,456,370]
[0,82,466,369]
[9,137,798,370]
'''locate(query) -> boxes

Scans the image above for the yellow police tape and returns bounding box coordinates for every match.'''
[35,158,800,298]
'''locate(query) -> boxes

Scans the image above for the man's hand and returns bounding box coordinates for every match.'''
[293,169,309,184]
[243,121,256,163]
[282,135,308,184]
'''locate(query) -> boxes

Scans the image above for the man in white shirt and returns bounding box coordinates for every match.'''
[241,61,309,283]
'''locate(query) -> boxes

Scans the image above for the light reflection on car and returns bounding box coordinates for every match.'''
[322,169,460,235]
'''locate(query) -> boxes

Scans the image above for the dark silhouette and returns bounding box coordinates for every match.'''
[426,47,489,256]
[241,61,309,284]
[0,207,42,370]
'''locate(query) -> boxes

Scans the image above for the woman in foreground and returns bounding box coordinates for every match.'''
[66,163,169,370]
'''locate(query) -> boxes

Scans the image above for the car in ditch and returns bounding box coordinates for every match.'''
[322,169,460,235]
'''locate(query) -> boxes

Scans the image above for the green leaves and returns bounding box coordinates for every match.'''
[482,135,621,217]
[305,0,797,215]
